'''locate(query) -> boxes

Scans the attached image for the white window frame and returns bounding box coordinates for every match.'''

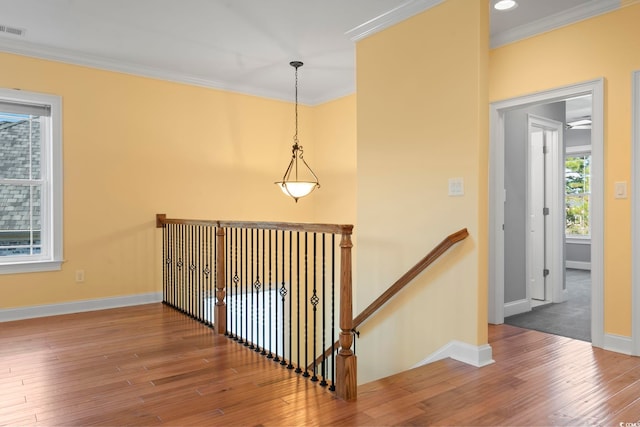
[0,88,63,274]
[565,144,591,241]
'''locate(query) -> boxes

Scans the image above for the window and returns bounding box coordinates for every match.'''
[0,89,62,274]
[565,149,591,237]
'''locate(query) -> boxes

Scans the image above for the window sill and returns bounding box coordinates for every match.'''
[566,236,591,245]
[0,260,63,275]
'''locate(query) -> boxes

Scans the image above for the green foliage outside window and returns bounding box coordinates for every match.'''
[565,154,590,236]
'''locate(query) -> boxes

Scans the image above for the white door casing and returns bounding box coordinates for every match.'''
[489,79,604,349]
[632,70,640,356]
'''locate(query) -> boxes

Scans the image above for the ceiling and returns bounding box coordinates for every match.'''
[0,0,620,105]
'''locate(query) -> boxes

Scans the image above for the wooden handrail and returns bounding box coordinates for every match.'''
[353,227,468,328]
[308,228,469,370]
[156,214,353,235]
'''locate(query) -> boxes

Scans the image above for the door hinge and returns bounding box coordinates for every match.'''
[543,145,549,154]
[543,268,550,277]
[543,207,550,215]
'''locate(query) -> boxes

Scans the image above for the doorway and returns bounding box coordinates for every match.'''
[488,79,604,348]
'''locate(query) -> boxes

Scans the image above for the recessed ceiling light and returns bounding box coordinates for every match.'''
[494,0,518,11]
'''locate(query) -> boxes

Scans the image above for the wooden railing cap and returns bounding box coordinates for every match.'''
[156,214,353,235]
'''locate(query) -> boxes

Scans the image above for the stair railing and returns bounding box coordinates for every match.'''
[308,228,469,370]
[156,214,357,401]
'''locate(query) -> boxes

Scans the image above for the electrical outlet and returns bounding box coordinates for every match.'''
[75,270,85,283]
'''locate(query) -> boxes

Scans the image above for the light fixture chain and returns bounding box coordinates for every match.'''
[294,64,299,144]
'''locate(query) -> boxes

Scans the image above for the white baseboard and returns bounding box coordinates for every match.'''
[413,340,495,369]
[604,333,633,355]
[504,298,530,317]
[0,292,163,322]
[565,261,591,270]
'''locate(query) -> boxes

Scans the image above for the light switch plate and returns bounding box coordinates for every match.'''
[615,181,627,199]
[448,178,464,196]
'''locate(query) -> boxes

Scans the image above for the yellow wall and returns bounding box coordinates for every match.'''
[355,0,488,383]
[0,52,356,309]
[490,2,640,336]
[309,94,357,226]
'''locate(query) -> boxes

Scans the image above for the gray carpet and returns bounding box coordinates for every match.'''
[504,269,591,342]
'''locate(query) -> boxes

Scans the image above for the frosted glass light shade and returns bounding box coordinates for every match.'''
[276,181,319,200]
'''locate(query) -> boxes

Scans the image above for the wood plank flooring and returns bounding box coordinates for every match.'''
[1,303,640,426]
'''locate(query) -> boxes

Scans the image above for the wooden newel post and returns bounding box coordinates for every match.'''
[214,226,227,334]
[336,231,357,401]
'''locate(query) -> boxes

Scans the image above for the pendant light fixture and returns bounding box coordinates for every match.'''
[275,61,320,202]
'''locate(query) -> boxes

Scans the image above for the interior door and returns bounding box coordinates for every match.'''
[529,127,546,301]
[527,115,564,305]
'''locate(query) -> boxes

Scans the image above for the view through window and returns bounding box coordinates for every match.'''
[565,153,591,236]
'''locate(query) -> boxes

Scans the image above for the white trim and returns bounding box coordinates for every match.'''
[0,88,63,274]
[346,0,444,41]
[504,298,530,317]
[0,38,346,106]
[0,1,440,106]
[566,144,592,155]
[566,236,591,245]
[632,70,640,356]
[489,78,604,350]
[0,260,62,275]
[413,340,494,369]
[604,333,633,356]
[565,261,591,270]
[491,0,619,48]
[0,292,162,322]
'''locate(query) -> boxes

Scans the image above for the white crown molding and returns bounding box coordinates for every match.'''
[0,37,337,105]
[0,292,162,322]
[345,0,444,42]
[491,0,620,49]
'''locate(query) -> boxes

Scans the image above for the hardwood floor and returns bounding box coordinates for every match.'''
[1,303,640,426]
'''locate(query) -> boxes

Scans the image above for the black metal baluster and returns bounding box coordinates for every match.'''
[208,226,214,327]
[170,224,176,308]
[274,230,280,363]
[287,230,294,370]
[225,227,231,336]
[253,229,261,352]
[199,226,204,323]
[302,232,309,377]
[311,232,318,382]
[320,234,328,387]
[330,233,336,391]
[295,231,302,374]
[190,225,196,319]
[185,225,190,316]
[192,225,198,320]
[164,224,173,304]
[248,228,254,349]
[244,228,249,346]
[233,228,240,341]
[184,224,190,314]
[279,230,287,366]
[178,224,185,312]
[261,229,267,355]
[267,229,273,358]
[162,222,167,303]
